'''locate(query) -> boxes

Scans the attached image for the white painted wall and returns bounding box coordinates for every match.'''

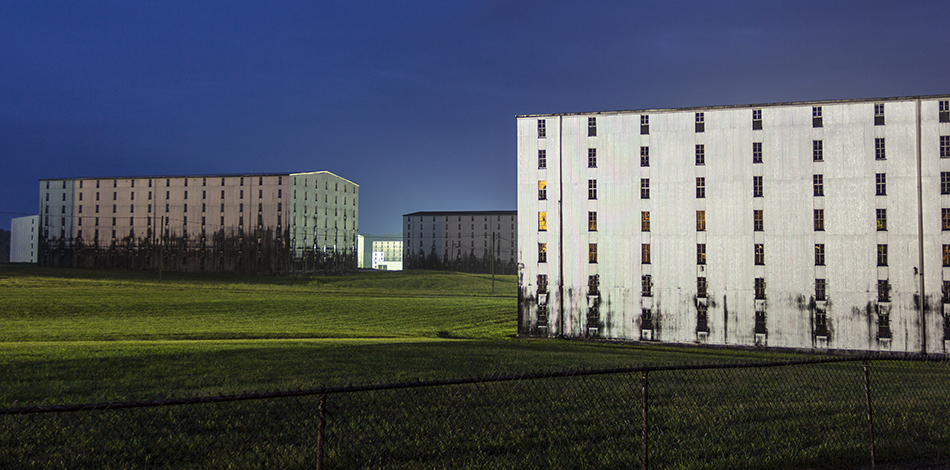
[11,215,38,262]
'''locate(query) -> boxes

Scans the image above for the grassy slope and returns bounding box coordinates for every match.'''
[0,265,789,404]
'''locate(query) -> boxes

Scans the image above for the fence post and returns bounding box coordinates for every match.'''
[317,393,327,470]
[863,360,876,469]
[642,370,649,470]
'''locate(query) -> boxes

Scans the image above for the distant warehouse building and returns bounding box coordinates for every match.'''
[404,211,517,274]
[38,171,358,275]
[357,235,403,270]
[518,95,950,354]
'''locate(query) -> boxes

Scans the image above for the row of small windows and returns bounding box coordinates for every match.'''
[48,176,287,191]
[536,101,950,139]
[536,136,950,170]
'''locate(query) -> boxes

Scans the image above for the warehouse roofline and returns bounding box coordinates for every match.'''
[40,170,358,187]
[516,93,950,118]
[404,210,516,217]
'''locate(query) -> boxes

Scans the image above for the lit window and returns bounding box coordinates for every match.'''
[945,245,950,267]
[641,244,651,264]
[640,179,649,199]
[753,176,763,198]
[876,208,887,231]
[588,180,597,200]
[538,149,547,169]
[813,106,823,127]
[588,148,597,168]
[641,211,650,232]
[813,174,824,196]
[588,117,597,137]
[815,244,825,266]
[640,146,649,167]
[876,173,886,196]
[538,119,546,138]
[752,109,762,130]
[588,211,597,231]
[697,244,706,265]
[875,138,886,160]
[874,103,885,125]
[696,210,706,231]
[695,112,705,132]
[538,212,547,231]
[814,209,824,231]
[753,142,763,164]
[943,208,950,231]
[696,177,705,198]
[754,210,763,232]
[754,244,764,265]
[538,243,547,263]
[877,244,888,267]
[538,180,546,200]
[813,140,823,162]
[695,144,705,165]
[589,243,598,263]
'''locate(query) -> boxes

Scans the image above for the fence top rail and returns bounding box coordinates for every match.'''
[1,354,944,416]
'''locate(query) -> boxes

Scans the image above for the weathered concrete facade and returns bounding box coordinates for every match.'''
[37,171,359,274]
[518,95,950,354]
[403,211,517,274]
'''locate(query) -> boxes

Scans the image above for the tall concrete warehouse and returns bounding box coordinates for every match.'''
[518,95,950,354]
[38,171,358,274]
[404,211,517,273]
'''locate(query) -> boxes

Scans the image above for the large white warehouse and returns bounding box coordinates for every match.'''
[517,95,950,354]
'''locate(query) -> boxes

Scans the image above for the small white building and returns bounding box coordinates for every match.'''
[518,95,950,354]
[10,215,39,263]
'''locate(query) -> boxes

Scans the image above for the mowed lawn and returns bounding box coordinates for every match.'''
[0,265,788,405]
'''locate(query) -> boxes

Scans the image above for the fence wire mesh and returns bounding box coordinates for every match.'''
[1,356,948,469]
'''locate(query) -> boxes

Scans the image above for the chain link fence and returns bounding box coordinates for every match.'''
[1,355,948,469]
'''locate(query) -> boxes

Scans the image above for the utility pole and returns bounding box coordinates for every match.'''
[491,232,495,295]
[159,215,164,281]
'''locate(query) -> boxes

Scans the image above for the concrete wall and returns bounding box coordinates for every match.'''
[519,96,950,354]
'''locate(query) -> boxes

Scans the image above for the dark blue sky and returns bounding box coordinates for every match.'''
[2,1,948,234]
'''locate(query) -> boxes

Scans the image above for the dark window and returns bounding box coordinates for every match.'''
[877,244,888,267]
[753,142,763,164]
[816,279,827,301]
[641,309,653,330]
[588,117,597,137]
[878,280,891,302]
[875,138,886,160]
[538,149,547,169]
[874,103,885,125]
[940,101,949,123]
[754,278,766,300]
[640,146,649,167]
[697,277,708,298]
[943,208,950,231]
[588,275,599,295]
[943,172,950,195]
[753,176,763,197]
[813,106,823,128]
[813,140,823,162]
[944,245,950,267]
[877,208,887,231]
[538,119,546,138]
[640,179,649,199]
[695,112,705,132]
[754,210,763,232]
[588,148,597,168]
[641,275,652,297]
[697,244,706,265]
[695,144,705,165]
[754,244,764,265]
[814,174,824,196]
[940,135,949,158]
[538,274,548,293]
[640,115,649,135]
[697,304,709,333]
[696,177,705,198]
[876,173,886,196]
[815,244,825,266]
[814,209,824,231]
[588,180,597,200]
[752,109,762,130]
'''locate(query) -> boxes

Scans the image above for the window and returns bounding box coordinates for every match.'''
[640,146,649,167]
[640,115,649,135]
[697,244,706,265]
[876,208,887,231]
[589,243,598,263]
[813,140,823,162]
[538,212,547,231]
[695,144,705,165]
[943,208,950,231]
[754,210,763,232]
[696,177,705,198]
[813,106,823,127]
[753,142,763,164]
[588,117,597,137]
[641,211,650,232]
[813,174,824,196]
[588,275,600,295]
[754,244,764,265]
[816,279,827,301]
[695,112,705,132]
[538,243,547,263]
[941,100,949,123]
[538,274,548,293]
[538,119,546,138]
[752,109,762,130]
[878,280,890,302]
[875,138,886,160]
[538,180,547,200]
[696,210,706,231]
[815,244,825,266]
[872,173,886,196]
[641,244,651,264]
[697,277,708,298]
[588,148,597,168]
[945,280,950,304]
[943,172,950,195]
[945,245,950,267]
[874,103,885,125]
[588,180,597,199]
[697,304,709,332]
[754,278,766,299]
[641,275,652,297]
[814,209,825,231]
[641,309,653,329]
[941,136,949,158]
[753,176,763,197]
[588,211,597,231]
[538,149,547,169]
[640,178,649,199]
[878,244,888,267]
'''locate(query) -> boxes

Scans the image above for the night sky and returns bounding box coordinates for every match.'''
[2,1,949,235]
